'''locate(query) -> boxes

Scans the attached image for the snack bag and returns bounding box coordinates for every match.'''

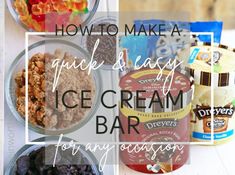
[190,21,223,43]
[120,35,148,67]
[119,20,223,69]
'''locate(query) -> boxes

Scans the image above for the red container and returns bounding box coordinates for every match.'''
[119,68,193,174]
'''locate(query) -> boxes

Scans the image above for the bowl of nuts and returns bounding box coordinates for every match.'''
[5,39,102,135]
[5,137,102,175]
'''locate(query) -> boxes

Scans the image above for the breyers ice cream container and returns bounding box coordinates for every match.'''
[178,42,235,144]
[119,68,193,174]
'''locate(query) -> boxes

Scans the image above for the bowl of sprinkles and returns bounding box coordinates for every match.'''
[6,0,100,32]
[81,16,117,70]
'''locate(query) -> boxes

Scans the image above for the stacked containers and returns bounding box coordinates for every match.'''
[178,42,235,144]
[119,68,193,174]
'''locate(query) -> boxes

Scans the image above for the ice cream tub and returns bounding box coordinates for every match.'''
[119,68,193,174]
[178,42,235,86]
[178,43,235,144]
[191,84,235,144]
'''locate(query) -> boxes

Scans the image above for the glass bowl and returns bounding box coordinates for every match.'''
[5,136,102,175]
[5,39,102,135]
[6,0,100,32]
[81,16,117,70]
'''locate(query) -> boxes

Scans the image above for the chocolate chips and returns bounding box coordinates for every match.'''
[15,146,96,175]
[86,23,116,65]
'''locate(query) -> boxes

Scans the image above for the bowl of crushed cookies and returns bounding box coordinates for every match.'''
[5,39,102,135]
